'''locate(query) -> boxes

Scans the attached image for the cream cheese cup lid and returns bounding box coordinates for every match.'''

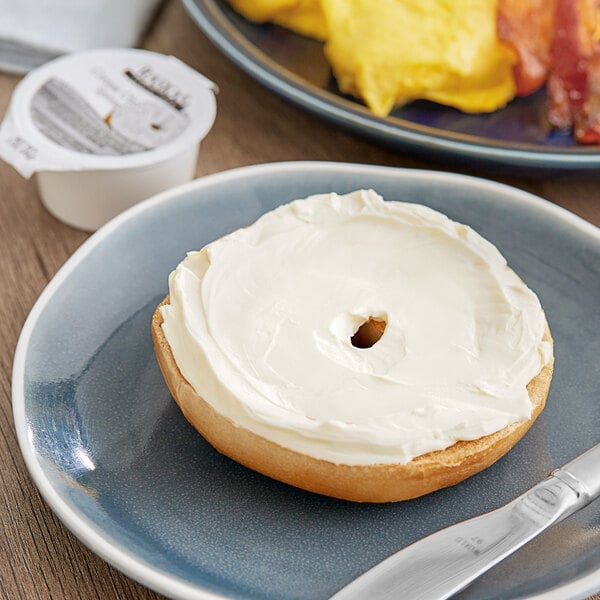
[0,48,217,177]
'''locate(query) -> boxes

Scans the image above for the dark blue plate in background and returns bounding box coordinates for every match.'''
[13,163,600,599]
[182,0,600,172]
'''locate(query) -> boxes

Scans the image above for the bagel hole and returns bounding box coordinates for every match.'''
[351,317,387,349]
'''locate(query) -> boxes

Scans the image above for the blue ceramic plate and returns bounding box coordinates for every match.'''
[13,163,600,599]
[182,0,600,172]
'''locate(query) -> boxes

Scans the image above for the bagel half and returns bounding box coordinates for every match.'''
[152,299,553,503]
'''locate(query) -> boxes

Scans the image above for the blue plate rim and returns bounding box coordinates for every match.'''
[182,0,600,170]
[11,161,600,600]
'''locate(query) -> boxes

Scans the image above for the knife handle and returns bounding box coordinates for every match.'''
[556,442,600,503]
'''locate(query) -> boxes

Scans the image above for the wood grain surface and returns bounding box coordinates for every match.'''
[0,1,598,599]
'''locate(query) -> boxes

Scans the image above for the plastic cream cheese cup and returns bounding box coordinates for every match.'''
[0,48,217,231]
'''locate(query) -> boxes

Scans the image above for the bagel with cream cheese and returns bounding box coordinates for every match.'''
[152,190,553,503]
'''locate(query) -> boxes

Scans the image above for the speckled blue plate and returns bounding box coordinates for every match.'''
[13,163,600,599]
[182,0,600,172]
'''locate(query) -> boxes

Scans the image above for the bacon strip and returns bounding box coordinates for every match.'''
[499,0,600,143]
[497,0,555,96]
[574,53,600,142]
[546,0,594,129]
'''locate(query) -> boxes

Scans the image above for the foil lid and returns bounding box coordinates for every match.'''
[0,48,217,177]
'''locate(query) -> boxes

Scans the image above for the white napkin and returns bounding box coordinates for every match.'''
[0,0,163,73]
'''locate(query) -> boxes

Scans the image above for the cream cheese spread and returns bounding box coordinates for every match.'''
[160,190,552,465]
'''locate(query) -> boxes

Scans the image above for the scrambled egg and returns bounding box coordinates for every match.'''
[228,0,517,116]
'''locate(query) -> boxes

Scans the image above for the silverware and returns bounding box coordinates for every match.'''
[331,443,600,600]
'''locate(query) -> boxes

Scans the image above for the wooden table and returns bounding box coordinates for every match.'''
[0,2,598,598]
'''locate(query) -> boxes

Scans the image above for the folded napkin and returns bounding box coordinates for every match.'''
[0,0,163,73]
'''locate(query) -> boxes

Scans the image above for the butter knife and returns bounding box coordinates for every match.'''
[331,442,600,600]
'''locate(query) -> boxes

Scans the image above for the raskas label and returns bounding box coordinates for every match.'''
[29,64,192,156]
[124,65,191,111]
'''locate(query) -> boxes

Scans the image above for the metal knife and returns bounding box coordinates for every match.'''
[331,442,600,600]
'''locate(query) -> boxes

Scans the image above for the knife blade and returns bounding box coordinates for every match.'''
[331,442,600,600]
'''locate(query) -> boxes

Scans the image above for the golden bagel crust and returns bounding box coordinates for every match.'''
[152,298,553,503]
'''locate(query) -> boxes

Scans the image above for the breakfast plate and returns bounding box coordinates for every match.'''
[13,162,600,599]
[182,0,600,172]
